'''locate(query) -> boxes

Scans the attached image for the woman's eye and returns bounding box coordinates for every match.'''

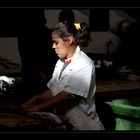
[53,41,58,45]
[55,42,58,45]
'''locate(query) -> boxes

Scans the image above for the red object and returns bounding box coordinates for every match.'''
[64,59,72,64]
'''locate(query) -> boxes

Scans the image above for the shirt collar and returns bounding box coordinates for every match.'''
[59,46,81,64]
[71,46,81,61]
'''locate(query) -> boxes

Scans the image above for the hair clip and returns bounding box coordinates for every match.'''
[74,23,81,30]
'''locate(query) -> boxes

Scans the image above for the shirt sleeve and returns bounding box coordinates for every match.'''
[63,63,95,98]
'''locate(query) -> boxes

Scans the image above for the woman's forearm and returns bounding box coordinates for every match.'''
[36,89,53,103]
[38,91,76,112]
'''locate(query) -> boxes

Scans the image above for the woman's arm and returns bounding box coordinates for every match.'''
[21,89,79,113]
[20,89,53,112]
[38,91,79,114]
[35,89,53,103]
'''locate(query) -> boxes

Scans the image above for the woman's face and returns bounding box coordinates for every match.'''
[51,32,70,59]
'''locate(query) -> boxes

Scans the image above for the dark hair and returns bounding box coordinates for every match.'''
[52,21,90,47]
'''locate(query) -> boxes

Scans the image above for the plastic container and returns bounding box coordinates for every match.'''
[106,98,140,130]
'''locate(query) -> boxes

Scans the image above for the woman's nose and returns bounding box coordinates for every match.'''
[52,44,55,48]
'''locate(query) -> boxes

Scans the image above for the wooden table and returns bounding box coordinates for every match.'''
[96,79,140,101]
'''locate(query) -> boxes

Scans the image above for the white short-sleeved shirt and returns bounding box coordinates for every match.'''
[47,46,104,130]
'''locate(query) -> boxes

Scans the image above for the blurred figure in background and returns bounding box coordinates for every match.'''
[18,9,58,100]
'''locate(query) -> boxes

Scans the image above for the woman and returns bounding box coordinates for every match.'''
[20,21,104,130]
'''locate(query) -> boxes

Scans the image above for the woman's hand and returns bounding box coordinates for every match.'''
[21,103,38,112]
[20,96,38,112]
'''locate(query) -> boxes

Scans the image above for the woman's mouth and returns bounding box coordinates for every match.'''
[55,50,58,54]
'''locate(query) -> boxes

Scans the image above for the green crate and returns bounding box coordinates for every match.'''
[106,98,140,130]
[116,118,140,130]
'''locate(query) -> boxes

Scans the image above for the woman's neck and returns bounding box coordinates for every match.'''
[66,45,77,59]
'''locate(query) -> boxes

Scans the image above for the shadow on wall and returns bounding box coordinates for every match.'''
[58,9,75,23]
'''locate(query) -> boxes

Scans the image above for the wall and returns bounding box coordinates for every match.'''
[0,37,21,65]
[45,9,122,54]
[0,9,136,70]
[0,37,21,74]
[44,9,89,29]
[81,31,122,54]
[110,9,137,34]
